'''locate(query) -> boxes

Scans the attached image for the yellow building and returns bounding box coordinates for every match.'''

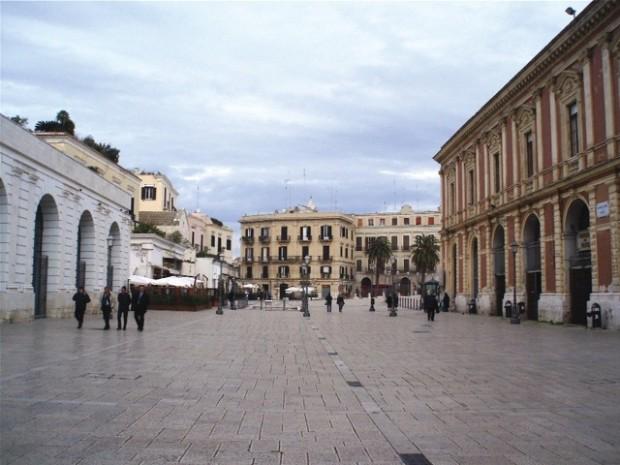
[239,202,355,299]
[134,171,178,215]
[35,133,141,216]
[353,205,442,296]
[189,212,234,263]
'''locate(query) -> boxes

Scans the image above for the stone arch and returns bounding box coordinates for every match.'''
[564,197,591,325]
[361,277,372,298]
[76,210,96,290]
[0,178,7,291]
[492,224,506,316]
[33,194,61,318]
[107,222,122,291]
[522,213,541,320]
[399,277,411,296]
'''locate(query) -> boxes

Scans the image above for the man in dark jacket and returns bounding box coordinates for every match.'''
[425,292,438,321]
[325,294,332,312]
[442,292,450,313]
[72,287,91,329]
[132,285,150,331]
[336,295,345,312]
[117,286,131,330]
[101,287,113,330]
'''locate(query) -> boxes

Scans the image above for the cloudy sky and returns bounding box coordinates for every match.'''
[2,1,587,230]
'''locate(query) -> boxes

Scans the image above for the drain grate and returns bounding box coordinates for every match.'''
[327,351,338,355]
[318,336,326,340]
[399,453,433,465]
[346,381,363,387]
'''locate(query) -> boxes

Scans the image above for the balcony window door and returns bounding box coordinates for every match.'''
[278,246,287,261]
[300,226,311,240]
[322,245,330,260]
[569,101,579,158]
[281,226,288,240]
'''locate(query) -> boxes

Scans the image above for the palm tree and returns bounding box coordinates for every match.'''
[411,234,440,292]
[366,237,392,298]
[35,110,75,135]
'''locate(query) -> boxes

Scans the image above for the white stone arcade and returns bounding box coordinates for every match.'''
[0,116,132,322]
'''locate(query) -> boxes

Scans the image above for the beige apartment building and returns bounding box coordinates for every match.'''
[35,133,141,216]
[189,212,234,263]
[239,202,355,299]
[134,171,178,215]
[353,205,442,297]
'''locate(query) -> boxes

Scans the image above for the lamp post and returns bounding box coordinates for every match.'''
[216,250,225,315]
[388,256,397,317]
[369,262,375,312]
[106,235,114,289]
[301,255,310,318]
[510,241,520,324]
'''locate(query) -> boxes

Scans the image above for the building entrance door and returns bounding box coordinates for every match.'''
[526,271,540,321]
[495,274,505,316]
[569,267,591,325]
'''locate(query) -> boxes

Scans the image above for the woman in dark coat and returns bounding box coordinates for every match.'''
[442,293,450,312]
[117,286,131,330]
[336,295,345,312]
[325,294,333,312]
[101,287,113,330]
[72,287,90,329]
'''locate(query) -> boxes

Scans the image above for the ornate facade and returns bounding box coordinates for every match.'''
[434,0,620,329]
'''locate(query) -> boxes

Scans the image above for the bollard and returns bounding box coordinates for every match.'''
[586,303,602,328]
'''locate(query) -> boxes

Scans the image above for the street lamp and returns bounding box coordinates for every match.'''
[106,235,114,288]
[216,250,225,315]
[510,241,520,325]
[301,255,311,318]
[388,256,397,317]
[368,262,376,311]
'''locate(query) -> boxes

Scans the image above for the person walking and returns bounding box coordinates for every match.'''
[425,292,438,321]
[101,287,113,330]
[132,285,150,331]
[386,293,393,311]
[442,292,450,313]
[392,291,399,311]
[117,286,131,330]
[336,294,345,312]
[325,293,333,312]
[72,287,90,329]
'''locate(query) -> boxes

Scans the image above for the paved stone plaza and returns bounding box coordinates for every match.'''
[1,300,619,465]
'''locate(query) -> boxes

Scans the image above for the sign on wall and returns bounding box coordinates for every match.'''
[577,231,591,251]
[596,201,609,218]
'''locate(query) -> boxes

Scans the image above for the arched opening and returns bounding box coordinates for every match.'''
[451,243,457,299]
[279,283,288,300]
[76,211,96,290]
[399,277,411,296]
[523,214,541,321]
[564,199,591,325]
[471,237,479,299]
[0,178,7,291]
[33,194,60,318]
[107,222,122,291]
[361,277,372,297]
[492,226,505,316]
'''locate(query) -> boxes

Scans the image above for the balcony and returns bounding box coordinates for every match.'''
[277,235,290,243]
[276,255,299,263]
[298,235,312,242]
[260,256,270,263]
[259,235,270,243]
[319,235,333,242]
[402,245,410,251]
[243,257,254,263]
[320,256,333,262]
[241,236,254,244]
[277,272,290,279]
[321,273,331,279]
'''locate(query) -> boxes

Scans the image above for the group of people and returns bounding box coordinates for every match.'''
[72,285,150,331]
[324,294,346,312]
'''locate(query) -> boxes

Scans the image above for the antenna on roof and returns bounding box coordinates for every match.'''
[565,6,576,19]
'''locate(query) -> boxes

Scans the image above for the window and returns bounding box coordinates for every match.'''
[141,186,156,200]
[368,219,374,226]
[164,187,167,209]
[300,226,311,240]
[357,219,362,227]
[493,153,501,193]
[416,216,421,225]
[217,237,222,252]
[300,265,312,276]
[280,226,288,239]
[379,218,385,226]
[340,245,343,257]
[428,217,434,226]
[391,236,398,250]
[450,182,456,214]
[403,235,410,250]
[200,234,204,251]
[302,246,309,259]
[245,228,254,238]
[261,247,269,261]
[391,259,397,272]
[356,237,362,251]
[356,260,362,272]
[262,266,268,279]
[260,227,269,238]
[321,265,331,277]
[345,247,348,258]
[278,266,289,277]
[392,217,398,226]
[211,235,215,247]
[245,248,254,261]
[191,231,195,246]
[320,225,332,239]
[404,259,410,272]
[246,266,252,279]
[323,245,330,260]
[525,131,534,177]
[569,101,579,157]
[226,239,231,250]
[468,169,475,205]
[404,217,410,225]
[278,246,287,260]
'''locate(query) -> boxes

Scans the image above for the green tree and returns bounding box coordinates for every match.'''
[411,234,440,290]
[366,237,392,295]
[167,231,183,244]
[35,110,75,135]
[132,222,165,238]
[82,135,120,163]
[10,115,29,128]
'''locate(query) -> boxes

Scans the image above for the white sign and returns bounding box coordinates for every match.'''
[596,201,609,218]
[577,231,591,251]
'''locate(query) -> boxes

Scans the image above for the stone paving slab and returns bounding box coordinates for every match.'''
[1,299,620,465]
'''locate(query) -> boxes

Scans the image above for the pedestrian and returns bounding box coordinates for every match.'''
[424,292,438,321]
[101,287,113,330]
[386,293,393,310]
[392,292,399,311]
[442,292,450,313]
[325,293,332,312]
[117,286,131,330]
[132,285,150,331]
[336,294,345,312]
[72,286,90,329]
